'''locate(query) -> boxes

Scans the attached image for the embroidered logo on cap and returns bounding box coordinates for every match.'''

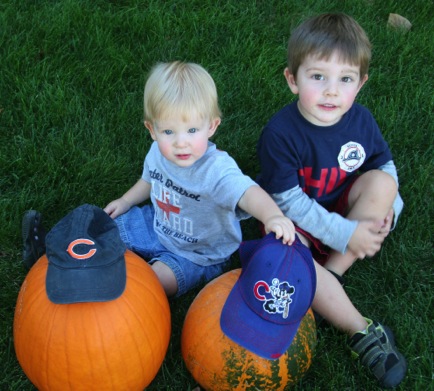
[254,278,295,319]
[67,238,97,260]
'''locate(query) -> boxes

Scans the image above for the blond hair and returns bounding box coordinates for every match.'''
[287,13,371,78]
[144,61,221,123]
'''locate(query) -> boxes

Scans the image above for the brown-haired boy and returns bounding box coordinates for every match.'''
[257,13,406,388]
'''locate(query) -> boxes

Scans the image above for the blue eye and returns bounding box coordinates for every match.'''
[163,129,173,135]
[188,128,198,133]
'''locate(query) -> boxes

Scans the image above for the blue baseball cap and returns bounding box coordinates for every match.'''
[45,204,127,304]
[220,233,316,360]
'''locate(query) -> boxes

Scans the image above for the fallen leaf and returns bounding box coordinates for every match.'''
[388,13,412,31]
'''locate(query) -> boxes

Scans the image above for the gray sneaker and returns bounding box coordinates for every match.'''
[349,318,407,388]
[22,210,46,269]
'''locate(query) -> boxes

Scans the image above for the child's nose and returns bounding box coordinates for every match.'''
[174,134,188,147]
[324,81,339,96]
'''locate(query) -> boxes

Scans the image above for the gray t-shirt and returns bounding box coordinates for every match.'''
[142,141,256,266]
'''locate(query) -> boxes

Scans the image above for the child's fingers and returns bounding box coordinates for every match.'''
[265,218,296,245]
[274,224,295,246]
[103,204,115,216]
[273,226,283,240]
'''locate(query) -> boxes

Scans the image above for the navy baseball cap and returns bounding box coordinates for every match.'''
[45,204,127,304]
[220,233,316,360]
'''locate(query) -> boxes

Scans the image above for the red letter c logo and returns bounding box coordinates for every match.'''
[67,239,97,260]
[253,281,270,301]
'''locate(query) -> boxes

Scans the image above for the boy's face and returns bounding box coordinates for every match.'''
[145,113,220,168]
[284,51,368,126]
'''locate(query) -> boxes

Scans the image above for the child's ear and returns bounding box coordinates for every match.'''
[284,68,299,94]
[208,118,221,137]
[357,74,369,92]
[144,121,157,141]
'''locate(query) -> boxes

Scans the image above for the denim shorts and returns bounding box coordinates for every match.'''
[114,205,231,296]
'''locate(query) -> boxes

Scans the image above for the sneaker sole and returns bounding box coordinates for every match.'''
[22,210,44,268]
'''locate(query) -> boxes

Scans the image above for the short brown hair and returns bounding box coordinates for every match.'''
[287,13,371,78]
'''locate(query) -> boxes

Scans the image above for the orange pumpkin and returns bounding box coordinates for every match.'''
[181,269,316,390]
[14,250,171,391]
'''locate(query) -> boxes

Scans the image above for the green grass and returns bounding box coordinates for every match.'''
[1,0,433,390]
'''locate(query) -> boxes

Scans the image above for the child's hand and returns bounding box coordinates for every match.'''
[104,198,132,219]
[347,220,386,259]
[378,209,394,238]
[263,215,296,245]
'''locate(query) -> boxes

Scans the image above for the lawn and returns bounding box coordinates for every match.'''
[0,0,432,390]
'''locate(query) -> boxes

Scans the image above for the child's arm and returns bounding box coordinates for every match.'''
[104,178,151,219]
[274,184,399,259]
[272,186,357,254]
[237,185,295,245]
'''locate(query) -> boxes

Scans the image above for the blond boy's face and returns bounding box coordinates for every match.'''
[284,51,368,126]
[145,113,220,168]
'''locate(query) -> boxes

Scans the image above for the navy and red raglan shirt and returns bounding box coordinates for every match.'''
[257,101,403,254]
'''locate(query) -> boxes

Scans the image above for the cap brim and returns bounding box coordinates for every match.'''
[220,279,301,360]
[46,255,126,304]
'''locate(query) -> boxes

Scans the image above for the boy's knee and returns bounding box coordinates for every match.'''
[373,170,397,196]
[348,170,397,212]
[356,170,397,196]
[152,261,178,297]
